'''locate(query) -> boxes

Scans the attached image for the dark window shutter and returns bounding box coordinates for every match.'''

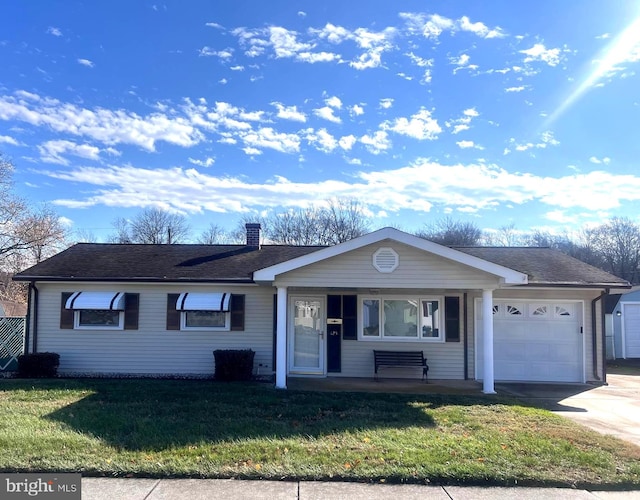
[230,294,245,331]
[166,294,180,330]
[342,295,357,340]
[445,296,461,342]
[124,293,139,330]
[60,292,74,329]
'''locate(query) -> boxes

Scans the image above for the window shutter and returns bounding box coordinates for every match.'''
[342,295,357,340]
[124,293,139,330]
[445,296,461,342]
[166,294,180,330]
[60,292,74,329]
[230,294,245,331]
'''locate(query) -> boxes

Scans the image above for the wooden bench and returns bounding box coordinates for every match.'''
[373,350,429,381]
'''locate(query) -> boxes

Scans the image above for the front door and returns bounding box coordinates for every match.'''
[289,297,325,375]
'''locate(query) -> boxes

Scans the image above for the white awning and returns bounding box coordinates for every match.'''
[176,292,231,312]
[65,291,126,310]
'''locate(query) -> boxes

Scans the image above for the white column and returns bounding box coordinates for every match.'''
[275,286,288,389]
[482,289,496,394]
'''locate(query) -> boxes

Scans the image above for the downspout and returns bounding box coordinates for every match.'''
[24,282,33,355]
[601,288,610,385]
[590,291,606,382]
[463,292,468,380]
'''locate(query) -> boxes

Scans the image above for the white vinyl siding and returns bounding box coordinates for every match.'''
[34,283,274,376]
[276,242,503,289]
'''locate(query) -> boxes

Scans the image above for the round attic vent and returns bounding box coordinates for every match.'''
[373,247,399,273]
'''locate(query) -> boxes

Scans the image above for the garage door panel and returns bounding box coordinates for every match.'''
[477,300,583,382]
[623,304,640,358]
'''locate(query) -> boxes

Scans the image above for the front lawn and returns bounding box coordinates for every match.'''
[0,378,638,488]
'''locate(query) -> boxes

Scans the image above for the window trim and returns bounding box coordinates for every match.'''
[358,295,445,342]
[180,310,231,331]
[73,309,124,330]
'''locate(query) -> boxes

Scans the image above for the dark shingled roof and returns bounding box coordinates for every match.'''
[454,247,628,287]
[13,242,630,288]
[13,243,324,282]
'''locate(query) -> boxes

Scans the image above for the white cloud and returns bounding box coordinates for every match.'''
[242,147,262,156]
[304,128,338,153]
[506,131,560,153]
[589,156,611,165]
[505,86,526,92]
[339,135,357,151]
[42,159,640,218]
[240,127,300,154]
[379,98,394,109]
[188,157,215,167]
[205,22,224,29]
[272,102,306,122]
[360,130,391,154]
[37,139,102,165]
[77,59,94,68]
[446,108,479,134]
[349,27,396,70]
[456,140,484,150]
[325,96,342,109]
[520,43,566,66]
[0,91,204,151]
[47,27,62,37]
[349,104,364,116]
[0,135,19,145]
[458,16,505,39]
[199,47,234,59]
[313,106,341,123]
[313,23,352,44]
[383,108,442,140]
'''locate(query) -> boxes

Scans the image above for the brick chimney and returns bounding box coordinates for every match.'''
[245,223,261,248]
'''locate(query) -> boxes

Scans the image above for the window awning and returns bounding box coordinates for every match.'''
[176,292,231,312]
[65,291,126,310]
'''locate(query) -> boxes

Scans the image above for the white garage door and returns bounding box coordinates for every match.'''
[476,300,583,383]
[622,303,640,358]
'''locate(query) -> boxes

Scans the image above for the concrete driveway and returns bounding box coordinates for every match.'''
[496,373,640,447]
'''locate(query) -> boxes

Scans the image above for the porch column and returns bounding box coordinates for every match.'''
[482,288,496,394]
[275,286,288,389]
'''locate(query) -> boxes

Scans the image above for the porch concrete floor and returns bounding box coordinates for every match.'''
[287,377,484,395]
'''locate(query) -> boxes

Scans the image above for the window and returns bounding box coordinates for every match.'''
[166,292,244,332]
[182,310,229,330]
[360,296,443,341]
[61,291,137,331]
[75,309,123,329]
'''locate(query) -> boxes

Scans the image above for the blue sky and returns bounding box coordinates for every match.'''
[1,0,640,241]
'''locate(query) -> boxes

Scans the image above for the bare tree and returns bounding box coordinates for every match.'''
[0,155,69,263]
[585,217,640,283]
[264,198,370,245]
[109,208,192,244]
[415,216,483,246]
[323,198,370,245]
[197,223,230,244]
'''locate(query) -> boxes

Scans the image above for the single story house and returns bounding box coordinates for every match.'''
[605,288,640,359]
[13,225,629,392]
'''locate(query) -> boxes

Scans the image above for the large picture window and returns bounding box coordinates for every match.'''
[360,296,443,341]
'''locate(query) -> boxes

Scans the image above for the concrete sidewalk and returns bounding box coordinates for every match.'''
[81,478,640,500]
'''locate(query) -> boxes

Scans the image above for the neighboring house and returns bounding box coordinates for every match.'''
[13,225,629,392]
[606,287,640,359]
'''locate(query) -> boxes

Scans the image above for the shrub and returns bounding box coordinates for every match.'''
[17,352,60,378]
[213,349,255,381]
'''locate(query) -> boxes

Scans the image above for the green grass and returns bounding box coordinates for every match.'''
[0,378,639,488]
